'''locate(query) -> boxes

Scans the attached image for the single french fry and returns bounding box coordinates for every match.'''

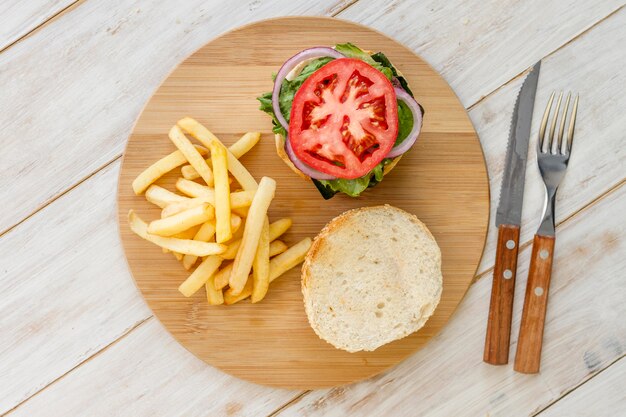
[132,146,207,194]
[269,240,288,257]
[128,211,225,256]
[269,238,312,281]
[182,222,216,270]
[210,140,232,243]
[251,217,270,303]
[224,238,312,304]
[147,203,214,237]
[220,218,292,260]
[229,177,276,294]
[205,275,224,305]
[175,178,254,208]
[213,262,233,290]
[177,118,258,191]
[169,125,214,186]
[179,255,223,297]
[145,185,188,209]
[230,214,243,235]
[224,278,252,305]
[170,224,202,261]
[229,132,261,158]
[161,198,207,218]
[181,132,261,180]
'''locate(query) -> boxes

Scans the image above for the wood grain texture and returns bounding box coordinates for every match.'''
[484,224,520,365]
[338,0,623,106]
[277,183,626,416]
[8,319,298,417]
[515,234,556,374]
[0,0,347,235]
[538,357,626,417]
[0,0,76,51]
[118,16,489,389]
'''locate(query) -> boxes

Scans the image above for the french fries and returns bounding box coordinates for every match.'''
[181,132,261,180]
[224,238,312,304]
[128,118,310,306]
[132,146,207,194]
[210,140,232,243]
[182,222,216,270]
[179,255,222,297]
[229,177,276,295]
[169,125,214,186]
[251,217,270,302]
[175,179,254,209]
[206,275,224,305]
[147,203,214,237]
[269,240,288,257]
[177,117,258,191]
[128,211,225,256]
[145,185,188,209]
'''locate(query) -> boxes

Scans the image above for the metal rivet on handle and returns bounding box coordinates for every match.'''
[506,240,516,249]
[534,287,544,296]
[540,249,549,259]
[503,269,513,279]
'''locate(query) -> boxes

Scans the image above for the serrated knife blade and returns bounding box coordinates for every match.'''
[484,61,540,365]
[496,61,541,226]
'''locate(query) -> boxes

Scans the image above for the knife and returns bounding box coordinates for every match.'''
[484,61,541,365]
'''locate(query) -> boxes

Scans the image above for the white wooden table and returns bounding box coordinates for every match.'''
[1,1,624,415]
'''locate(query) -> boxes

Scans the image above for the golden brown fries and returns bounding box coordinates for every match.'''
[179,255,223,297]
[169,125,214,186]
[269,240,288,257]
[269,238,312,281]
[128,211,225,256]
[145,185,188,209]
[177,118,258,191]
[228,178,276,294]
[132,146,207,194]
[129,118,310,306]
[147,203,214,237]
[210,140,232,243]
[205,275,224,305]
[182,222,216,270]
[181,132,261,180]
[251,217,271,303]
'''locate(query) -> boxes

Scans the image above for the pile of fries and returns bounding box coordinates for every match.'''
[128,117,311,305]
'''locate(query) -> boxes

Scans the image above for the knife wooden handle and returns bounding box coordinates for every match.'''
[484,224,520,365]
[514,234,555,374]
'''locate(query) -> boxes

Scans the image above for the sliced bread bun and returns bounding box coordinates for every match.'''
[302,205,442,352]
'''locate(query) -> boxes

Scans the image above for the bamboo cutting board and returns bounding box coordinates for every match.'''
[117,17,489,388]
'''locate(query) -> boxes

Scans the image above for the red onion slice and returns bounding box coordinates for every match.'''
[386,87,424,158]
[272,47,344,131]
[284,134,336,180]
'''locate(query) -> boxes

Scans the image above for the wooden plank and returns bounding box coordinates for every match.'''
[7,319,298,417]
[0,0,76,51]
[470,7,626,274]
[0,0,347,235]
[275,183,626,416]
[338,0,623,106]
[537,357,626,417]
[0,161,151,414]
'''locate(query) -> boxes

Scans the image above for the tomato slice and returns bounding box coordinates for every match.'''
[289,58,398,179]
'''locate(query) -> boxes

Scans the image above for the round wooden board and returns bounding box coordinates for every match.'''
[118,16,489,389]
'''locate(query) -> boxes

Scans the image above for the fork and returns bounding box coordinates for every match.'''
[514,91,579,374]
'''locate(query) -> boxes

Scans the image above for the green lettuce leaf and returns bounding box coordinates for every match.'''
[334,43,393,80]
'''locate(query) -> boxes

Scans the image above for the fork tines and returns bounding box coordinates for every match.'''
[538,91,579,155]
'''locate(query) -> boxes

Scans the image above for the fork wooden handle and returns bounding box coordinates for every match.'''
[484,224,520,365]
[514,234,555,374]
